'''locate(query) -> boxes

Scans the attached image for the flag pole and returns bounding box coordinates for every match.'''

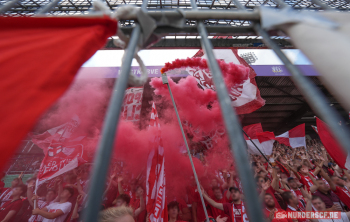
[162,73,210,222]
[242,129,272,167]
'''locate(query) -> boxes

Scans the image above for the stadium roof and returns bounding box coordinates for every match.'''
[1,0,349,135]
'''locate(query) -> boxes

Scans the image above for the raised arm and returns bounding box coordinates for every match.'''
[71,194,83,220]
[271,167,279,191]
[135,190,145,217]
[287,165,301,180]
[320,169,336,191]
[201,189,224,211]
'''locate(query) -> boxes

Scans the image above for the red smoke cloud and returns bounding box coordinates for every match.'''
[32,57,251,201]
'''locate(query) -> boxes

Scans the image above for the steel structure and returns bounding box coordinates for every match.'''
[1,1,350,222]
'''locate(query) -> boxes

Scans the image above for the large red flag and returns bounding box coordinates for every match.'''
[35,137,87,188]
[316,117,350,169]
[0,16,117,172]
[275,124,306,148]
[243,123,264,155]
[146,103,168,222]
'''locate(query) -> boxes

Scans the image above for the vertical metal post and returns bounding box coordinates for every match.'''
[254,23,350,157]
[83,25,141,222]
[161,74,210,222]
[0,0,21,14]
[189,0,265,221]
[36,0,62,15]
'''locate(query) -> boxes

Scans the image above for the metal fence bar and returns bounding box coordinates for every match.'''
[83,25,142,222]
[254,23,350,156]
[0,0,21,14]
[36,0,62,15]
[189,0,265,221]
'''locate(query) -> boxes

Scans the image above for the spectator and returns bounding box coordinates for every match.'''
[168,201,185,222]
[32,187,73,222]
[115,194,131,207]
[0,184,26,222]
[310,195,350,222]
[27,180,57,222]
[207,187,228,219]
[263,193,288,222]
[0,178,22,207]
[312,178,343,211]
[281,190,310,222]
[320,168,350,209]
[202,187,247,222]
[99,206,135,222]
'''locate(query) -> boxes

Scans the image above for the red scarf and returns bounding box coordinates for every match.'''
[231,202,249,222]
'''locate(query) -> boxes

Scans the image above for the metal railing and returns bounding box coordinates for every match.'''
[1,1,350,222]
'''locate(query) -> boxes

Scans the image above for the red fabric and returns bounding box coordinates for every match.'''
[208,197,228,219]
[316,117,348,169]
[0,199,23,222]
[243,123,263,140]
[289,124,305,137]
[334,186,350,209]
[275,124,306,148]
[298,175,314,190]
[256,132,275,143]
[0,181,4,189]
[0,16,117,172]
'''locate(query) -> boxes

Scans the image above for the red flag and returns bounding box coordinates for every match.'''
[32,115,81,151]
[243,123,264,155]
[0,16,117,172]
[146,103,168,222]
[256,131,275,155]
[316,117,349,169]
[192,48,265,114]
[36,137,87,187]
[275,124,306,148]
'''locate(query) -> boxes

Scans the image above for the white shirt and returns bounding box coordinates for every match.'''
[42,202,72,222]
[318,212,349,222]
[28,200,51,222]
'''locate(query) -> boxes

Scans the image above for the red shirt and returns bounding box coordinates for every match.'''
[193,188,207,222]
[208,197,229,219]
[264,208,288,222]
[299,175,314,189]
[333,186,350,208]
[265,186,281,209]
[130,197,147,222]
[0,199,23,222]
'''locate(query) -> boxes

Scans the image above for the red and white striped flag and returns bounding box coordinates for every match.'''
[146,103,168,222]
[275,124,306,148]
[316,117,350,169]
[256,131,275,155]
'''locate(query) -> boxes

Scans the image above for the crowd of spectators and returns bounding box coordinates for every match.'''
[0,139,349,222]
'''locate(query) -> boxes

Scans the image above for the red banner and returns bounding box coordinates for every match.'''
[146,103,167,222]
